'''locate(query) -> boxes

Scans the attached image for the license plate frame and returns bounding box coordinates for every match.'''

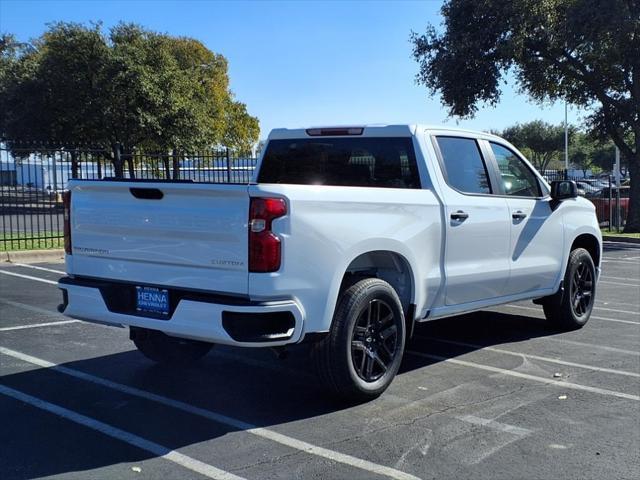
[135,286,170,317]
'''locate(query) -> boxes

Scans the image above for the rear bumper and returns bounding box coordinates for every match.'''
[58,277,305,347]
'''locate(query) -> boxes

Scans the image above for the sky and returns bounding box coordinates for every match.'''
[0,0,584,140]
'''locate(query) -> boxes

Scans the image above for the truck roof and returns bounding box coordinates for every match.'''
[267,124,504,141]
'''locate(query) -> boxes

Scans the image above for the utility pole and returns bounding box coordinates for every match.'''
[614,146,621,232]
[564,101,569,173]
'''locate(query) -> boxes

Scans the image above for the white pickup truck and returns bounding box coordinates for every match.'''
[58,125,601,400]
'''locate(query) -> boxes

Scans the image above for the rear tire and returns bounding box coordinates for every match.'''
[542,248,596,330]
[131,327,213,365]
[312,278,406,402]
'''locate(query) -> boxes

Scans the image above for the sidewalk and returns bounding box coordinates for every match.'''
[602,235,640,245]
[3,249,64,264]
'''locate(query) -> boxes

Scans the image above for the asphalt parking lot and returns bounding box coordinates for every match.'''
[1,242,638,480]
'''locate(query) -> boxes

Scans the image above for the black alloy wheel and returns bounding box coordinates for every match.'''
[542,247,596,330]
[311,277,406,401]
[570,260,594,318]
[350,299,399,383]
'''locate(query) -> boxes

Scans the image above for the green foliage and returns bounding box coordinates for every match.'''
[499,121,567,172]
[0,22,260,164]
[223,100,260,155]
[569,132,595,176]
[411,0,640,231]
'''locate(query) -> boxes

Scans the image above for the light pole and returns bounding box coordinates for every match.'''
[564,101,569,174]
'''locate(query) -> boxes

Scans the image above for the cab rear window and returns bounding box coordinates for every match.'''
[258,137,421,188]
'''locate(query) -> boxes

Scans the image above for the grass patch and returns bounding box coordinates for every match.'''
[601,229,640,239]
[1,233,63,251]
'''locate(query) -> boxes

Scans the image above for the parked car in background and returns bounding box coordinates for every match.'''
[590,186,630,225]
[575,181,601,197]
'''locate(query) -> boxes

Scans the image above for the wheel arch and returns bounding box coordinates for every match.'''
[571,233,601,269]
[336,249,417,338]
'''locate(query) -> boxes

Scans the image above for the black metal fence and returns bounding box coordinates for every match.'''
[544,170,628,231]
[0,145,258,250]
[0,145,630,251]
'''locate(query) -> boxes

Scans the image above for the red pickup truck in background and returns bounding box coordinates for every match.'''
[590,186,630,226]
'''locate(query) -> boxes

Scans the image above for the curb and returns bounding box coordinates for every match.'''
[3,249,65,264]
[603,236,640,245]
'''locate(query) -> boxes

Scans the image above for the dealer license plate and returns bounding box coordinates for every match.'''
[135,286,169,316]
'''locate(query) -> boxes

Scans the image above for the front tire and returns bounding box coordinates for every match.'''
[542,248,596,330]
[312,278,406,402]
[131,327,213,365]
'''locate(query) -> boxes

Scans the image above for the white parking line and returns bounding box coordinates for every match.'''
[457,414,532,437]
[0,346,420,480]
[0,299,64,318]
[504,304,640,325]
[602,259,640,265]
[599,280,640,287]
[593,306,639,316]
[415,336,640,378]
[0,320,80,332]
[0,269,58,285]
[545,338,639,356]
[600,275,640,284]
[12,263,65,275]
[406,350,640,401]
[597,300,640,309]
[0,384,245,480]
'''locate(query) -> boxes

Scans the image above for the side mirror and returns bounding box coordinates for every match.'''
[551,180,578,201]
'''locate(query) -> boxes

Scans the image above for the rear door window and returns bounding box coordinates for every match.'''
[434,136,492,194]
[258,137,421,188]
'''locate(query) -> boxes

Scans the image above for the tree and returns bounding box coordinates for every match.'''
[0,22,260,178]
[412,0,640,232]
[499,121,566,172]
[570,131,595,177]
[223,100,260,155]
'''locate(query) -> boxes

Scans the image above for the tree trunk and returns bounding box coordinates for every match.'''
[623,153,640,233]
[70,151,79,179]
[111,143,124,178]
[172,149,180,180]
[163,156,171,179]
[125,151,135,179]
[96,155,103,179]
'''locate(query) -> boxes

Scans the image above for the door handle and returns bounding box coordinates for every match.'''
[512,211,527,220]
[450,211,469,221]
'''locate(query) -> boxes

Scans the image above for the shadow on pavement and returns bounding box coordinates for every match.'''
[0,309,558,479]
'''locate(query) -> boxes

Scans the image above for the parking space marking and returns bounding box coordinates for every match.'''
[600,275,640,284]
[0,320,80,332]
[504,304,640,325]
[592,306,639,316]
[599,280,640,287]
[1,298,65,317]
[597,300,640,309]
[602,259,640,265]
[0,347,421,480]
[0,269,58,285]
[0,384,246,480]
[415,336,640,378]
[457,414,532,437]
[406,350,640,401]
[545,338,639,356]
[11,263,65,275]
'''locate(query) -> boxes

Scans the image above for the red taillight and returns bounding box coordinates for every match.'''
[63,190,72,254]
[249,197,287,272]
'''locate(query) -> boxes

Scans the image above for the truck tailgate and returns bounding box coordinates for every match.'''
[67,181,250,295]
